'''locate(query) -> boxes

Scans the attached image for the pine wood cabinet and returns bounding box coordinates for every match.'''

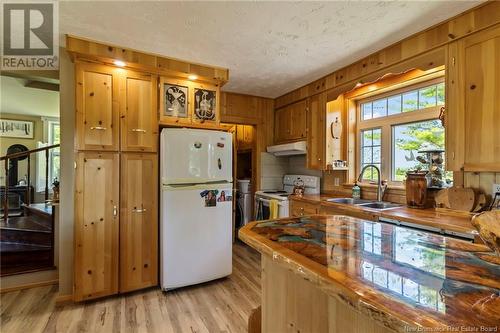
[307,93,327,170]
[120,71,158,152]
[235,124,254,151]
[74,61,159,301]
[446,24,500,172]
[76,63,120,151]
[74,152,119,301]
[120,153,158,292]
[274,100,307,144]
[289,199,320,217]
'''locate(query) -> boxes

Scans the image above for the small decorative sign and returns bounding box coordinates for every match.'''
[0,119,34,138]
[194,88,216,121]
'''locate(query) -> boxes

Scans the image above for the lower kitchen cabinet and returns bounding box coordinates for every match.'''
[74,151,158,301]
[290,199,320,217]
[120,153,158,292]
[74,152,120,301]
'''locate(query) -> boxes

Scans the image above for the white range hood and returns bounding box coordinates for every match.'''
[266,141,307,156]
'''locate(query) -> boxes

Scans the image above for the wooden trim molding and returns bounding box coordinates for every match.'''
[55,294,74,306]
[66,35,229,86]
[275,1,500,108]
[0,279,58,294]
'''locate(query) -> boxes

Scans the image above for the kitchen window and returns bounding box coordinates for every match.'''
[357,78,450,184]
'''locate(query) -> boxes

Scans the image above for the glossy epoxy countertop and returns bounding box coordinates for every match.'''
[239,215,500,331]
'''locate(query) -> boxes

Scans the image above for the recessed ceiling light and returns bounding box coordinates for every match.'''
[188,74,198,80]
[114,60,126,67]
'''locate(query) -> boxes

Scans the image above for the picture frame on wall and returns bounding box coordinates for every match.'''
[193,88,216,121]
[164,83,188,118]
[0,119,34,139]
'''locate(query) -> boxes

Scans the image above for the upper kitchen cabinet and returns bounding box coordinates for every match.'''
[307,93,327,170]
[446,24,500,172]
[120,71,158,152]
[274,99,307,144]
[235,124,255,151]
[75,62,120,151]
[159,77,221,127]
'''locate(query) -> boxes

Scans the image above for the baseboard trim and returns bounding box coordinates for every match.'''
[55,293,74,306]
[0,279,58,293]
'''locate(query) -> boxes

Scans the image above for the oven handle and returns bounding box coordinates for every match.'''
[256,197,285,206]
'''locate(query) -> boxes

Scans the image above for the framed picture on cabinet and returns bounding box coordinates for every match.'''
[163,83,188,118]
[193,88,216,121]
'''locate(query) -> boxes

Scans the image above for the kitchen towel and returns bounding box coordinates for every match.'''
[269,199,279,219]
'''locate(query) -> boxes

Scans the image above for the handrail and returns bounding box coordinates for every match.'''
[2,144,60,222]
[0,144,60,161]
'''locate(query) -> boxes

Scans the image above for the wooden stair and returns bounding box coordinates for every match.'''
[0,204,55,276]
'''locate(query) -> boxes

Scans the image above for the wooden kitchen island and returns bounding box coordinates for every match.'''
[239,215,500,333]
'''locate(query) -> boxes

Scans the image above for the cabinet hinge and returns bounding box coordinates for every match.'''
[452,57,456,66]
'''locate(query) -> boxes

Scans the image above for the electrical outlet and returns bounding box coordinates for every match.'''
[492,183,500,195]
[334,178,340,187]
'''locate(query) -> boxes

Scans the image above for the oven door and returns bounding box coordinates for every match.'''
[254,196,289,221]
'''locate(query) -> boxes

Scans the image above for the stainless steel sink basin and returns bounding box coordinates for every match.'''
[326,198,372,205]
[325,198,402,211]
[358,202,402,210]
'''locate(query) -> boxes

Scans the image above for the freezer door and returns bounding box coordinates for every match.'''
[161,128,232,184]
[160,183,233,290]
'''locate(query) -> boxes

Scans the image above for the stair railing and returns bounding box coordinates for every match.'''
[0,144,60,222]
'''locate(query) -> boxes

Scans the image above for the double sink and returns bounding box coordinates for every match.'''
[326,198,402,210]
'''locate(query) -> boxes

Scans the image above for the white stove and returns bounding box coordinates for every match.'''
[254,175,320,220]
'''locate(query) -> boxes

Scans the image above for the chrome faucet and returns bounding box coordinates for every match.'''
[357,164,388,202]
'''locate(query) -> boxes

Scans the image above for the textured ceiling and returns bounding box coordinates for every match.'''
[60,1,482,98]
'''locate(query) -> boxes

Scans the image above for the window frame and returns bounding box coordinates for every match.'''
[356,77,444,185]
[48,120,60,184]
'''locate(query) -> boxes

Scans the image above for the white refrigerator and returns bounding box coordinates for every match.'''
[160,128,233,290]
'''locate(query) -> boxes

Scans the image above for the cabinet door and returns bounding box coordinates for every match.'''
[74,152,119,301]
[76,62,119,151]
[462,25,500,171]
[307,93,326,170]
[289,100,307,141]
[120,153,158,292]
[121,71,158,152]
[274,107,289,143]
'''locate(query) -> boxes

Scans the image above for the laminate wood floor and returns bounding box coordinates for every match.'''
[1,242,261,333]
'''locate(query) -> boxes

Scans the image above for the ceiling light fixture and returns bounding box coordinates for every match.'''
[188,74,198,80]
[114,60,126,67]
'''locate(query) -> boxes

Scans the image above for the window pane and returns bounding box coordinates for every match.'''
[373,146,381,163]
[362,103,372,120]
[363,147,373,164]
[418,85,437,109]
[387,95,402,115]
[436,82,445,105]
[372,99,387,119]
[363,130,373,146]
[392,120,445,181]
[402,91,418,112]
[372,128,381,146]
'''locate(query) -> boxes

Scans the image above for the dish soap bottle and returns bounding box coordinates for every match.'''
[352,182,361,199]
